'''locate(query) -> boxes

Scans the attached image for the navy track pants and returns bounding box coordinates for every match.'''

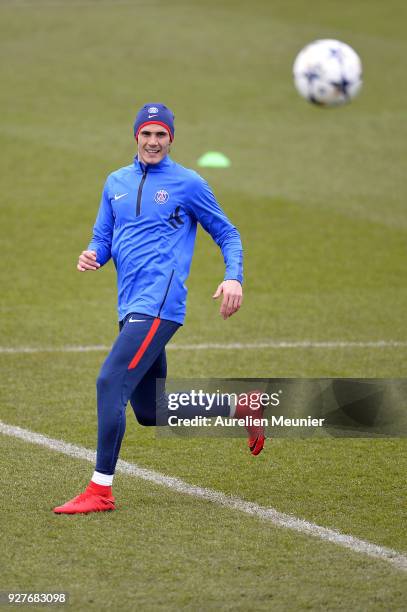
[95,313,180,475]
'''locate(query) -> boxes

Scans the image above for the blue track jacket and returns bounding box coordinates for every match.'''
[88,155,243,324]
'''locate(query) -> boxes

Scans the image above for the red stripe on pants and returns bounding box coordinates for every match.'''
[127,318,161,370]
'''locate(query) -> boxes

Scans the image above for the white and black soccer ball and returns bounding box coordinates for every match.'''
[293,39,362,107]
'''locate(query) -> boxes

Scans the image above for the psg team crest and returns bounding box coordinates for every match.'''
[155,189,169,204]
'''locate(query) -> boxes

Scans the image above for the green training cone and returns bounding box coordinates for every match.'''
[197,151,231,168]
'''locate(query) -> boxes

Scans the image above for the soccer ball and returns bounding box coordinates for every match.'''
[293,39,362,107]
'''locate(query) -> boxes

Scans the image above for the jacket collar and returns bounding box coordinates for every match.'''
[133,155,172,174]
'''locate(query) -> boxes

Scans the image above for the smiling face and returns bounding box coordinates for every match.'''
[137,124,171,165]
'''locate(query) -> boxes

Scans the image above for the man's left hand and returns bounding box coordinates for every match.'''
[212,280,243,319]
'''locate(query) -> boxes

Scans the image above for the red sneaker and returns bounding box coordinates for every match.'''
[235,391,267,456]
[53,482,115,514]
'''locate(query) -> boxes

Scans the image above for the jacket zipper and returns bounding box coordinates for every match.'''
[136,169,147,216]
[158,269,175,317]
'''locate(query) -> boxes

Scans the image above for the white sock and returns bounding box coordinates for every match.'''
[229,395,237,417]
[91,471,113,487]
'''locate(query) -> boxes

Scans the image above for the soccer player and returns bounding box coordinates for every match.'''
[53,103,265,514]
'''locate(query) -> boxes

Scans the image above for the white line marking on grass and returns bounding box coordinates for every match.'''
[1,420,406,572]
[1,340,407,354]
[171,340,407,350]
[0,345,111,354]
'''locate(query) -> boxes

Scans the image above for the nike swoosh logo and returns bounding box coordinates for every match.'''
[114,193,128,201]
[128,318,146,323]
[148,115,157,118]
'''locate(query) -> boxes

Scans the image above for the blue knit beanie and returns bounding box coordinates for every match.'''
[134,103,175,141]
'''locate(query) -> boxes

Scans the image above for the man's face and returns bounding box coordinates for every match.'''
[137,124,171,164]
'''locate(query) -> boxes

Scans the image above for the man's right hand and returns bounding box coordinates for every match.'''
[77,250,100,272]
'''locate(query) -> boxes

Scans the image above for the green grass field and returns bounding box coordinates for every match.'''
[1,1,407,610]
